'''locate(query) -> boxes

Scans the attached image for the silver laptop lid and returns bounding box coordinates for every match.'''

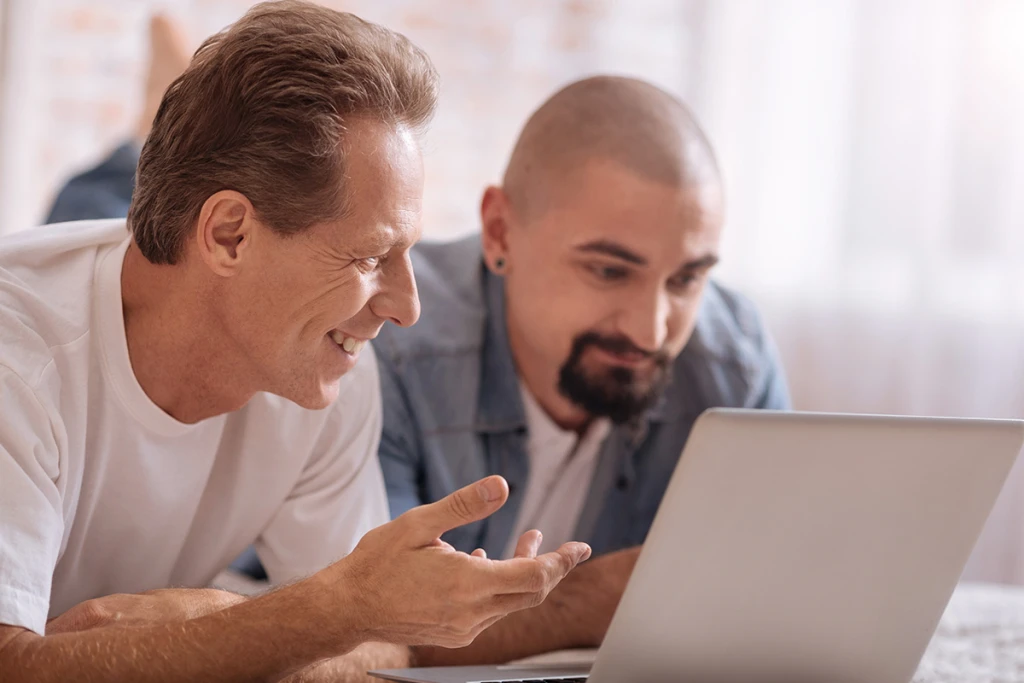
[590,410,1024,683]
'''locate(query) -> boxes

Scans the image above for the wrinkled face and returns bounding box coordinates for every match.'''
[500,159,723,424]
[215,120,423,409]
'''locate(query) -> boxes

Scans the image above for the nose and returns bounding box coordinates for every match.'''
[372,253,421,328]
[617,285,670,353]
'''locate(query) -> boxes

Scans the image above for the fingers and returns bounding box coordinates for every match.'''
[488,591,547,615]
[544,542,593,585]
[471,548,487,559]
[467,543,593,633]
[488,541,592,594]
[550,541,593,569]
[530,542,593,588]
[513,530,542,559]
[474,611,509,635]
[399,476,509,545]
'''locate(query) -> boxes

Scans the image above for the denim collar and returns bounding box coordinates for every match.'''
[475,266,528,434]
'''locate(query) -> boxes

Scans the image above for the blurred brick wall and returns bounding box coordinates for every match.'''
[18,0,698,237]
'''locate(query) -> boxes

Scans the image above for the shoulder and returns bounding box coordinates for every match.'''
[0,219,129,270]
[0,353,64,485]
[0,220,129,379]
[671,281,785,407]
[689,281,775,367]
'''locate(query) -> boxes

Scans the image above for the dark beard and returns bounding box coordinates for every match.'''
[557,331,672,424]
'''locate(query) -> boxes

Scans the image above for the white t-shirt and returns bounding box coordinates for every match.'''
[0,220,389,635]
[503,384,610,558]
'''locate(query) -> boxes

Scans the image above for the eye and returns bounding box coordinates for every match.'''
[359,255,385,272]
[588,263,630,282]
[668,271,701,292]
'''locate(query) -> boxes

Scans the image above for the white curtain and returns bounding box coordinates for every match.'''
[687,0,1024,585]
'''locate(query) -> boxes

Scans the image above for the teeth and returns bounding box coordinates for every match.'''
[330,331,366,355]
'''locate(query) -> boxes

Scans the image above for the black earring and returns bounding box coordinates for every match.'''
[494,257,506,272]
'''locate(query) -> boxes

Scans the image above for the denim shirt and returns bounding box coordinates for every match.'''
[45,142,137,224]
[373,235,791,558]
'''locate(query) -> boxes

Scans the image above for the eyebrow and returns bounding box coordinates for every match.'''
[575,240,648,265]
[575,239,720,271]
[678,253,720,271]
[348,224,407,257]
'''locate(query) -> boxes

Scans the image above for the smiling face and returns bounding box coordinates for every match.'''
[486,158,723,428]
[205,119,424,409]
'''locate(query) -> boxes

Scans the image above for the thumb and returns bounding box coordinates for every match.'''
[401,475,509,545]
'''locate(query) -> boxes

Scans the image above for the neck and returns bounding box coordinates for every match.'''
[121,243,257,423]
[506,310,592,435]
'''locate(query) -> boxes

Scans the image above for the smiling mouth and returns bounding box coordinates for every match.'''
[329,329,367,355]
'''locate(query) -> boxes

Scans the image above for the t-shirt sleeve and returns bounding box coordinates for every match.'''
[0,366,64,635]
[254,346,390,585]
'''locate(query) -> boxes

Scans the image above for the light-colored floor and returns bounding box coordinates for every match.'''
[511,583,1024,682]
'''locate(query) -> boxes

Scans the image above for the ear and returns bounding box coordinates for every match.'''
[194,190,256,277]
[480,185,514,275]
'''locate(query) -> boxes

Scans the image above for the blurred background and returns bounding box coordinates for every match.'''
[2,0,1024,584]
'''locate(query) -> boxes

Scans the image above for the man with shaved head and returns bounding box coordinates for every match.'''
[47,73,788,664]
[375,74,790,664]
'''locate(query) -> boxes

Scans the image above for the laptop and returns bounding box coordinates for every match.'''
[370,409,1024,683]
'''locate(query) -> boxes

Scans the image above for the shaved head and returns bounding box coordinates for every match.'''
[484,75,724,431]
[503,75,721,220]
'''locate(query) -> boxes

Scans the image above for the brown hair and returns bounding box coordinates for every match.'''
[128,0,439,264]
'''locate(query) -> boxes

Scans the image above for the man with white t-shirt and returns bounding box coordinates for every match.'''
[0,3,590,682]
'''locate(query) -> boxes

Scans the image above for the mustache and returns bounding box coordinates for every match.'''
[573,332,669,364]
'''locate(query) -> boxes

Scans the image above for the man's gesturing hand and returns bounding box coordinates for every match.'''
[332,475,591,649]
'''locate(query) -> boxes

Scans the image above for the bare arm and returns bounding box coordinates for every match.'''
[283,642,411,683]
[416,546,640,666]
[0,573,365,683]
[46,587,410,683]
[45,587,412,683]
[0,477,590,682]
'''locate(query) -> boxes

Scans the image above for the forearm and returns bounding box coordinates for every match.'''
[46,588,249,634]
[1,575,365,683]
[283,642,411,683]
